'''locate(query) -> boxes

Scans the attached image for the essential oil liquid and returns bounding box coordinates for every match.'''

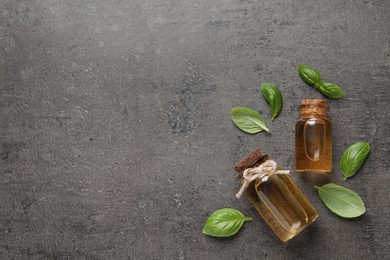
[246,174,318,242]
[295,118,332,173]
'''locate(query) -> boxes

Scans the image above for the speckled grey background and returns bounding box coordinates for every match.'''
[0,0,389,259]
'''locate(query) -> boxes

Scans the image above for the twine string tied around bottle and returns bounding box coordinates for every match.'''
[236,160,290,198]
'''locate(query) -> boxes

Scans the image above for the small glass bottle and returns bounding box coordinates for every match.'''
[295,99,332,173]
[235,148,318,242]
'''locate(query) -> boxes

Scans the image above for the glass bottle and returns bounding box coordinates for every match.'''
[295,99,332,173]
[235,149,318,242]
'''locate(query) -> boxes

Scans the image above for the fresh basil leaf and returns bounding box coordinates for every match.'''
[202,208,253,237]
[298,65,345,99]
[315,183,365,218]
[231,107,269,134]
[316,81,345,99]
[340,142,370,180]
[298,65,321,85]
[261,83,283,121]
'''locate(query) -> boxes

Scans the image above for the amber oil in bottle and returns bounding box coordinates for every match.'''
[295,99,332,173]
[235,149,318,242]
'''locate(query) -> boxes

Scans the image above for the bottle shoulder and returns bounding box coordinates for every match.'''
[296,117,331,124]
[254,173,292,186]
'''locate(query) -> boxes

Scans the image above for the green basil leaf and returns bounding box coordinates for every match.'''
[298,65,321,85]
[315,183,366,218]
[231,107,269,134]
[316,81,345,99]
[340,142,370,180]
[261,83,283,121]
[202,208,253,237]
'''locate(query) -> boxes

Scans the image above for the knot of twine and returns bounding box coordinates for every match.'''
[236,160,290,198]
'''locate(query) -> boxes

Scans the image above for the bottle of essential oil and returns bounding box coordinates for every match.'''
[295,99,332,173]
[235,148,318,242]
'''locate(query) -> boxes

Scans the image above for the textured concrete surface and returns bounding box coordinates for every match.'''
[1,0,389,259]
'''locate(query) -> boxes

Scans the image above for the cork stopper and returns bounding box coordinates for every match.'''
[299,99,328,118]
[234,148,269,179]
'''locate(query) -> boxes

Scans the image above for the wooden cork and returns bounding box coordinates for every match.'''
[234,148,269,179]
[299,99,328,118]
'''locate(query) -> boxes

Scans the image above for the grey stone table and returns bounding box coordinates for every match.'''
[1,1,389,259]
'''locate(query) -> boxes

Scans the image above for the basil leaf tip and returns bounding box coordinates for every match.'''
[202,208,253,237]
[231,107,269,134]
[261,83,283,122]
[315,183,365,218]
[340,142,370,180]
